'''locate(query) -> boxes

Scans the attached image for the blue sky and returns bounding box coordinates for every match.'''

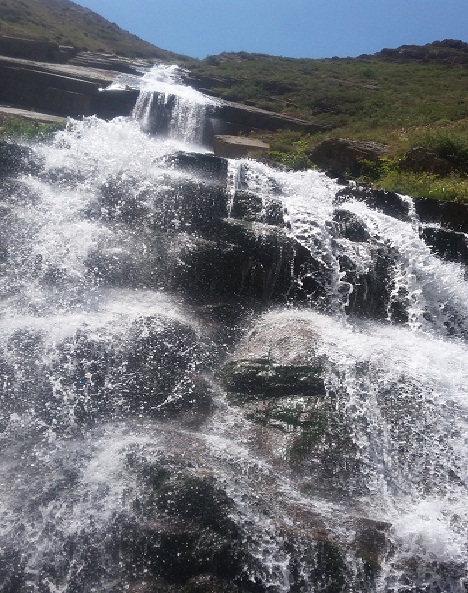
[76,0,468,59]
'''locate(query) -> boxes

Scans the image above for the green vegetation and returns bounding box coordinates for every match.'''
[0,115,64,141]
[0,2,467,202]
[187,49,468,133]
[339,129,468,201]
[187,44,468,201]
[0,0,183,59]
[378,170,468,202]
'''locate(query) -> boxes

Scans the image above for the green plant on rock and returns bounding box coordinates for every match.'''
[266,137,314,171]
[377,169,468,202]
[0,116,64,142]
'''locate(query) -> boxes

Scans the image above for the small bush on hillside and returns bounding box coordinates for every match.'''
[410,131,468,173]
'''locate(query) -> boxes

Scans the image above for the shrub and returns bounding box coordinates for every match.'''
[410,131,468,173]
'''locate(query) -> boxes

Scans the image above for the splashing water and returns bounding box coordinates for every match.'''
[131,64,218,145]
[0,64,467,592]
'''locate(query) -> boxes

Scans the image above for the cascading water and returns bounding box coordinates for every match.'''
[130,64,218,145]
[0,63,467,593]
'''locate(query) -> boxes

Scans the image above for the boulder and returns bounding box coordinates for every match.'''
[413,196,468,233]
[400,146,455,175]
[420,225,468,265]
[309,138,388,178]
[332,208,370,242]
[0,330,53,430]
[122,455,266,593]
[338,245,408,323]
[89,172,229,230]
[221,313,363,493]
[230,190,285,226]
[165,152,229,186]
[43,315,209,427]
[213,135,270,159]
[172,219,328,305]
[335,184,410,221]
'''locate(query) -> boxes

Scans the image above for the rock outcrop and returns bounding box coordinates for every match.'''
[400,146,456,175]
[0,34,77,62]
[214,100,327,135]
[0,52,140,118]
[309,138,389,178]
[213,135,270,159]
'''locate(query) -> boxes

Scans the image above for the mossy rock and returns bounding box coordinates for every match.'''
[223,359,325,401]
[246,396,326,431]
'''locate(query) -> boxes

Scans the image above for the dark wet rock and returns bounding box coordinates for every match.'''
[0,330,53,428]
[122,455,267,593]
[414,196,468,233]
[174,219,327,305]
[91,174,229,232]
[92,88,140,119]
[152,180,229,232]
[40,166,87,188]
[85,217,323,308]
[420,225,468,265]
[0,178,40,205]
[335,184,410,221]
[0,141,43,178]
[231,191,285,226]
[0,238,7,263]
[230,191,263,221]
[166,152,229,187]
[354,518,391,572]
[142,93,181,138]
[307,540,350,593]
[338,245,408,322]
[333,208,371,242]
[263,199,285,226]
[309,138,388,178]
[0,547,26,593]
[47,315,209,427]
[97,174,150,223]
[119,316,202,414]
[224,360,325,401]
[51,331,117,425]
[0,352,16,430]
[91,219,307,302]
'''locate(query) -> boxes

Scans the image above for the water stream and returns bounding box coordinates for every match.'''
[0,65,467,592]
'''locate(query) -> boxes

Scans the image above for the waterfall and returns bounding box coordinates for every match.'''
[131,64,218,145]
[0,64,467,593]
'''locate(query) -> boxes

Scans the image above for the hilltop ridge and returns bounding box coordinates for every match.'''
[0,0,183,60]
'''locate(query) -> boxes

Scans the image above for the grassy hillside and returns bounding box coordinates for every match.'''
[0,0,466,201]
[186,41,468,201]
[0,0,182,59]
[186,42,468,139]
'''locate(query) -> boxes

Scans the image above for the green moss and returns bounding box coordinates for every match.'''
[223,359,325,401]
[0,116,64,142]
